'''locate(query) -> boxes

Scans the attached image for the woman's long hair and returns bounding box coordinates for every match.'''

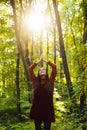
[34,68,52,95]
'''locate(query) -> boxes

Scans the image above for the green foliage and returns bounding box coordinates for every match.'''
[80,1,87,18]
[7,121,34,130]
[0,0,87,130]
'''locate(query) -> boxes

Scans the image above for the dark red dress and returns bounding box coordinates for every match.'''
[28,61,57,122]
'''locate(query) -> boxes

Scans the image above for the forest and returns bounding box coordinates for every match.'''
[0,0,87,130]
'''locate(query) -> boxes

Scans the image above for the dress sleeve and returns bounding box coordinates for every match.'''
[28,62,37,86]
[48,61,57,89]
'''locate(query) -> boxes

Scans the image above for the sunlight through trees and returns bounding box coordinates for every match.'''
[0,0,87,129]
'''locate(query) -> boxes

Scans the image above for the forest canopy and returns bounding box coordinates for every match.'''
[0,0,87,130]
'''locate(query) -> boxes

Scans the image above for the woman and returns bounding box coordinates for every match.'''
[28,58,57,130]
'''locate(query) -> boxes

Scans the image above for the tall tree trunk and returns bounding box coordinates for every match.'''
[52,0,76,103]
[31,34,34,62]
[25,36,30,66]
[46,31,49,71]
[16,53,22,121]
[80,0,87,113]
[10,0,30,89]
[40,32,43,67]
[48,0,56,64]
[53,24,56,64]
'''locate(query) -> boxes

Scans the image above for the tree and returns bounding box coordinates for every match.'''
[15,53,22,121]
[10,0,30,90]
[79,0,87,114]
[52,0,76,104]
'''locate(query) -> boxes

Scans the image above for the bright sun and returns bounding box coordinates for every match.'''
[23,1,49,32]
[29,13,44,31]
[24,12,45,31]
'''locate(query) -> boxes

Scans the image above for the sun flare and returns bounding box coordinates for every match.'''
[29,13,44,30]
[24,12,46,31]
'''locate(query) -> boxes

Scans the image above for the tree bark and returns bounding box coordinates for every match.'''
[48,0,56,64]
[52,0,76,103]
[80,0,87,113]
[10,0,30,90]
[53,24,56,64]
[16,53,22,121]
[40,31,43,67]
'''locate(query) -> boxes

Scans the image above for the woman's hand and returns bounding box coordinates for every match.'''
[36,54,48,64]
[40,54,48,63]
[40,54,44,61]
[40,54,44,62]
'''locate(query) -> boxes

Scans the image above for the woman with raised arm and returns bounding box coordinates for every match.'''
[28,58,57,130]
